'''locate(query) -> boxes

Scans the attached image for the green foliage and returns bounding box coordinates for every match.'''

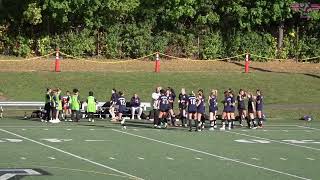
[13,36,32,57]
[0,0,319,60]
[201,31,224,59]
[52,29,95,57]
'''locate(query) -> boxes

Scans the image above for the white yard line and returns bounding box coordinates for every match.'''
[0,129,144,180]
[296,126,320,131]
[226,131,320,151]
[112,129,311,180]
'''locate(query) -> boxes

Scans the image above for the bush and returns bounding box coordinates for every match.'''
[201,31,224,59]
[37,35,53,56]
[52,29,95,57]
[12,35,32,57]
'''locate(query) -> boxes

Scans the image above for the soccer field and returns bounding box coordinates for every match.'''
[0,118,319,180]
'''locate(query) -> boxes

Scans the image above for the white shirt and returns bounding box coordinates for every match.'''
[151,92,160,109]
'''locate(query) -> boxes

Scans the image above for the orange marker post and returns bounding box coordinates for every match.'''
[55,48,61,72]
[155,52,160,73]
[245,53,250,73]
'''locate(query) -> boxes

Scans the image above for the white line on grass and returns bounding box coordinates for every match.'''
[306,158,315,161]
[280,158,287,161]
[0,129,144,180]
[137,157,144,160]
[226,131,320,151]
[48,157,56,160]
[85,140,111,142]
[296,126,320,131]
[195,157,202,160]
[112,129,311,180]
[251,158,259,160]
[166,157,174,160]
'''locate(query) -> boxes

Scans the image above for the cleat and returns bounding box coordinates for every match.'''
[220,127,225,131]
[164,123,168,129]
[228,126,231,130]
[154,124,158,128]
[213,125,217,129]
[92,119,95,122]
[88,119,91,122]
[184,124,188,128]
[122,126,127,130]
[252,127,257,130]
[209,127,214,131]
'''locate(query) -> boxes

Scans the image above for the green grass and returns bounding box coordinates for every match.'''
[0,71,319,120]
[0,118,320,180]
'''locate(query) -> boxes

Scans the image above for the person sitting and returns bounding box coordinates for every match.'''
[130,93,142,120]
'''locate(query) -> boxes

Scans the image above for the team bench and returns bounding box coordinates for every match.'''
[0,101,152,119]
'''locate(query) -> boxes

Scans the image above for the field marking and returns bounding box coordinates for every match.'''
[195,157,202,160]
[43,129,48,131]
[137,157,144,160]
[66,129,72,131]
[0,129,144,180]
[112,129,311,180]
[226,131,320,151]
[48,157,56,160]
[20,157,26,160]
[85,140,110,142]
[280,158,287,161]
[296,126,320,131]
[306,158,315,161]
[166,157,174,160]
[251,158,259,160]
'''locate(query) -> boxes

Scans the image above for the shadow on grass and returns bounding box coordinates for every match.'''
[230,61,320,79]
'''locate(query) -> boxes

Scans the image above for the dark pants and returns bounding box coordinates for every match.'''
[87,112,94,119]
[71,110,80,122]
[150,109,160,125]
[44,103,51,121]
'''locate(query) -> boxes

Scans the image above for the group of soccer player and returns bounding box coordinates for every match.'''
[154,87,264,131]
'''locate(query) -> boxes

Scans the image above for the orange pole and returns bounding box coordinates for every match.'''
[155,52,160,73]
[55,48,61,72]
[245,53,250,73]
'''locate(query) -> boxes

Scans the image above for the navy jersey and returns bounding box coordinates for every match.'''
[209,96,218,112]
[188,96,197,113]
[178,93,188,109]
[116,96,126,113]
[248,97,254,113]
[237,95,246,110]
[223,96,232,112]
[197,96,205,113]
[130,97,141,107]
[230,96,236,112]
[111,93,119,103]
[167,94,174,109]
[158,95,169,111]
[256,95,263,111]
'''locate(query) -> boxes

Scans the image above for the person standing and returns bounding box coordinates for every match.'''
[70,89,81,122]
[130,93,142,120]
[256,89,264,128]
[117,91,127,129]
[178,88,188,127]
[151,87,161,127]
[109,88,119,121]
[87,91,97,122]
[43,88,52,122]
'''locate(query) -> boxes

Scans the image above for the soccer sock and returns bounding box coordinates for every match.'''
[188,119,192,130]
[210,120,214,127]
[213,120,216,126]
[181,117,185,125]
[231,119,235,128]
[227,120,232,128]
[195,120,199,131]
[246,117,251,127]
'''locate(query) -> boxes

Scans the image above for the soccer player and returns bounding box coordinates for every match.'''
[70,89,81,122]
[220,91,232,130]
[256,89,264,128]
[157,89,170,128]
[43,88,52,122]
[55,88,63,121]
[117,91,127,129]
[228,90,236,128]
[208,89,218,131]
[49,89,61,123]
[130,93,142,120]
[237,89,247,127]
[178,88,188,127]
[167,88,177,126]
[151,87,161,127]
[110,88,119,122]
[87,91,97,122]
[196,91,205,131]
[62,91,71,121]
[247,92,257,129]
[187,91,197,131]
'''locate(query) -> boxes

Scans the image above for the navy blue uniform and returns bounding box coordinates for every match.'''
[248,97,254,113]
[230,96,235,112]
[167,94,174,109]
[111,93,119,104]
[223,96,232,113]
[178,93,188,109]
[158,95,169,112]
[116,96,126,113]
[209,96,218,112]
[256,95,263,111]
[237,95,246,110]
[197,97,205,114]
[130,97,141,107]
[188,96,197,113]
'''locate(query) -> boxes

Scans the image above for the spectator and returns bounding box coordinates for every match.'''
[70,89,81,122]
[43,88,52,122]
[109,88,118,121]
[130,93,142,120]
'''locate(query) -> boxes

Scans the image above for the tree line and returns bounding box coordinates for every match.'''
[0,0,319,61]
